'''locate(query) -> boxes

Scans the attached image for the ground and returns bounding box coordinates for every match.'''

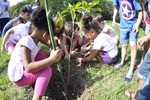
[27,54,99,100]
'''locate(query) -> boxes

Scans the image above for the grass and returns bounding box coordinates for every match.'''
[0,21,145,100]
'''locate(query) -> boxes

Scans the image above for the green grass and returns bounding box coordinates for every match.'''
[0,21,145,100]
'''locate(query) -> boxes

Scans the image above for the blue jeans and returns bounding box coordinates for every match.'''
[137,49,150,100]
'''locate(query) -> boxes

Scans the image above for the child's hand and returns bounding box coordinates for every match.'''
[64,53,70,59]
[76,57,82,63]
[76,57,82,67]
[132,23,139,33]
[50,48,63,63]
[70,50,77,55]
[137,36,148,50]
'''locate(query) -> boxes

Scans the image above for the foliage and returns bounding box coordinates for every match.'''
[79,0,101,15]
[9,1,34,18]
[9,0,114,21]
[97,0,114,20]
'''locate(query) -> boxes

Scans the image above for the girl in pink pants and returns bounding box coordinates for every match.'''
[8,6,63,100]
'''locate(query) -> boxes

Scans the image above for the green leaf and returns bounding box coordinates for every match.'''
[61,9,69,15]
[75,2,81,9]
[92,8,102,12]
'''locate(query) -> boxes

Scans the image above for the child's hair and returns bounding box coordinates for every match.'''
[92,13,104,23]
[81,14,101,33]
[64,21,79,39]
[30,6,55,33]
[54,26,64,37]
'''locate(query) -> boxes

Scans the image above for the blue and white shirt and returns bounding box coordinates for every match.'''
[113,0,142,28]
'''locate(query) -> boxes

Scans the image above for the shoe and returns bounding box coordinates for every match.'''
[124,70,133,82]
[113,62,123,68]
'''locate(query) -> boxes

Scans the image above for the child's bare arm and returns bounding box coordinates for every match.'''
[62,36,70,59]
[1,29,14,53]
[81,40,93,53]
[77,50,98,63]
[133,10,142,33]
[112,6,119,27]
[22,46,63,73]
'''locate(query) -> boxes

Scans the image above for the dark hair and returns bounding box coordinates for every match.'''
[30,6,55,33]
[81,14,101,34]
[64,21,79,38]
[20,5,32,14]
[80,14,92,27]
[92,13,104,23]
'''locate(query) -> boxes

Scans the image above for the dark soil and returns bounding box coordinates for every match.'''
[27,54,99,100]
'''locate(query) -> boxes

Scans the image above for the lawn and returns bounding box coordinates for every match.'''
[0,21,145,100]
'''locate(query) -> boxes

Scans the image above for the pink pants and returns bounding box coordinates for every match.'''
[14,51,52,96]
[5,40,15,55]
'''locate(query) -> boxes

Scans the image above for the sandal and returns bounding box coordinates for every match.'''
[124,70,133,82]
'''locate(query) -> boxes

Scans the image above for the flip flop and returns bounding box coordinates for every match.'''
[125,90,135,99]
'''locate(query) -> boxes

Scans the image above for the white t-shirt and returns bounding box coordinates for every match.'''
[8,22,30,44]
[102,24,119,44]
[92,32,118,58]
[0,0,10,18]
[8,36,41,82]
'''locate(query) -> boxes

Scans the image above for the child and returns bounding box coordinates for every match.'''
[54,26,64,47]
[62,21,83,59]
[1,22,32,54]
[112,0,142,82]
[2,5,32,37]
[77,14,118,66]
[92,13,120,46]
[138,0,150,68]
[7,6,63,100]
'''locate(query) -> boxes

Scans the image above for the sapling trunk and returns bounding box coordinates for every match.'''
[44,0,68,98]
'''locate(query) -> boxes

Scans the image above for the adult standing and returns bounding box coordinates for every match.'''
[0,0,10,36]
[1,5,32,38]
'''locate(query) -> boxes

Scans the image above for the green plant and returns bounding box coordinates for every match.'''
[79,0,101,15]
[44,0,68,99]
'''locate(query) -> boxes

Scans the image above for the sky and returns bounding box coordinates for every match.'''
[9,0,24,6]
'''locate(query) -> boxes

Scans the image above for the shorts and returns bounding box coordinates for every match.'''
[120,27,138,44]
[102,51,117,64]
